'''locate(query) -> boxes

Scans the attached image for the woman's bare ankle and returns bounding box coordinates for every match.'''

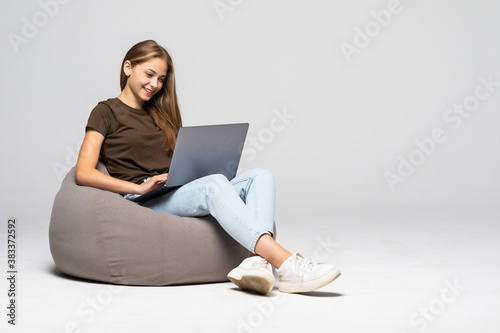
[254,234,292,269]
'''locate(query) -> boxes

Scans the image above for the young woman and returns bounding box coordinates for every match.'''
[76,40,340,295]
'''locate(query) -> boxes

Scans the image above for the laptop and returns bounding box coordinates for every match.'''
[131,123,249,203]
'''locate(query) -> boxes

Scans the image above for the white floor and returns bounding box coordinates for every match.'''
[1,209,499,333]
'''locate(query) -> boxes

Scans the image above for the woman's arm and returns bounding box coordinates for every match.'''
[75,130,168,195]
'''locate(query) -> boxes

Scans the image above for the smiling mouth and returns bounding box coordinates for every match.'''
[144,87,153,95]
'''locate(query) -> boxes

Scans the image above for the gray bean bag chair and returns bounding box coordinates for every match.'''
[49,163,248,286]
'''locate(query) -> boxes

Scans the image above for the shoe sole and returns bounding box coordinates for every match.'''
[227,268,275,295]
[278,267,341,293]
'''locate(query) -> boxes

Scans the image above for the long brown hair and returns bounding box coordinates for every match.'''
[120,40,182,153]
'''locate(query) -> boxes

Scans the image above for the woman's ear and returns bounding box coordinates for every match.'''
[123,60,132,76]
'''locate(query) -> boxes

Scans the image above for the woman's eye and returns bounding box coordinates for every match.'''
[146,73,153,77]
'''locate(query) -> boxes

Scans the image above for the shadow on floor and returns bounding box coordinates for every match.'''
[230,287,345,297]
[294,291,344,297]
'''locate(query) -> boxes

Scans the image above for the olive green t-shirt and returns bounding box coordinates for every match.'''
[86,98,171,184]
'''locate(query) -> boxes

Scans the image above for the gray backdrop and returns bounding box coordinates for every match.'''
[1,0,499,225]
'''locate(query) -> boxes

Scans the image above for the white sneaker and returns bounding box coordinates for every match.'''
[227,256,275,295]
[277,253,341,293]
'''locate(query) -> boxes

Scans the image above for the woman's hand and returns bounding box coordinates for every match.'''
[137,173,168,195]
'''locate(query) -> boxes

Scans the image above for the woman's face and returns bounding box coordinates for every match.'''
[124,57,168,107]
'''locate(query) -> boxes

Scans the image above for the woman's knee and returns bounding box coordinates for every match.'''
[204,174,231,194]
[239,167,273,178]
[251,168,275,184]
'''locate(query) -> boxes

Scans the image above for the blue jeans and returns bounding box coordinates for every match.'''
[130,168,275,253]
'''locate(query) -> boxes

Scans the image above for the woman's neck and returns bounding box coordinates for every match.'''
[117,88,144,109]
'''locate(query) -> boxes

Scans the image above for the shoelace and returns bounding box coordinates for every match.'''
[251,256,270,269]
[294,254,318,272]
